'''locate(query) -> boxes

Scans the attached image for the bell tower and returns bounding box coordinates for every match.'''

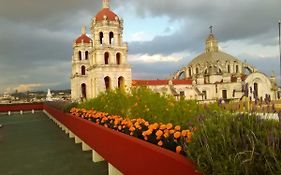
[87,0,132,97]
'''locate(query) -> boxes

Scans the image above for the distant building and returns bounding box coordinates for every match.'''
[134,32,278,102]
[71,0,278,103]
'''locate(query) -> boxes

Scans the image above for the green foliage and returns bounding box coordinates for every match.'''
[186,112,281,175]
[79,87,207,129]
[62,102,79,112]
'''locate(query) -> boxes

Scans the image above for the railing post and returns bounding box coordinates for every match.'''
[8,111,11,116]
[92,150,105,162]
[108,163,123,175]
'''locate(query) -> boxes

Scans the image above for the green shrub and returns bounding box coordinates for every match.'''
[79,87,209,129]
[63,102,79,112]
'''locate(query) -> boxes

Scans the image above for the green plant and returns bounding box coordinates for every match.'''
[186,112,281,175]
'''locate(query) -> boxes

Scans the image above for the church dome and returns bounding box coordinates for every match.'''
[95,8,119,22]
[75,34,92,44]
[75,25,92,44]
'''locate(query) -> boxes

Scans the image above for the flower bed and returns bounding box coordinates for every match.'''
[70,107,193,155]
[44,105,200,175]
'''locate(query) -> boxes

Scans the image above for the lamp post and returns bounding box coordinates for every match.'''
[279,20,281,85]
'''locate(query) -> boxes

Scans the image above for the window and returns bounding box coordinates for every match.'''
[109,32,114,45]
[78,51,82,60]
[118,76,125,91]
[222,90,227,99]
[85,51,89,60]
[196,67,199,74]
[81,66,86,75]
[104,76,111,91]
[254,83,258,98]
[81,83,86,99]
[188,68,192,77]
[228,65,231,73]
[236,65,239,73]
[99,32,104,45]
[104,52,109,64]
[116,53,121,65]
[202,90,207,100]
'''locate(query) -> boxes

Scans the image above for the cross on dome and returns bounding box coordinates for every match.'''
[103,0,109,9]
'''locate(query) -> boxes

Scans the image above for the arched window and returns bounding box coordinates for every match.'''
[116,52,121,65]
[196,67,199,74]
[99,32,104,45]
[109,32,114,45]
[81,66,86,75]
[85,51,89,60]
[118,76,125,91]
[188,68,192,77]
[228,65,231,73]
[81,83,86,99]
[78,51,82,60]
[104,52,109,64]
[104,76,111,91]
[254,83,258,98]
[236,65,239,73]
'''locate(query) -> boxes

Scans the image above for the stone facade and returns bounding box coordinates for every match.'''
[71,0,132,101]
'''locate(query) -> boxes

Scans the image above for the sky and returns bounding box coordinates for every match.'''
[0,0,280,93]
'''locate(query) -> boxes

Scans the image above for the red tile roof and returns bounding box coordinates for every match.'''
[132,80,192,86]
[75,34,92,44]
[95,8,118,21]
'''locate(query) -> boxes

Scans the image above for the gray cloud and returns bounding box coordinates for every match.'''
[0,0,280,93]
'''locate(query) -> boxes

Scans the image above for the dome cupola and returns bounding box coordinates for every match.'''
[205,26,219,53]
[75,25,92,44]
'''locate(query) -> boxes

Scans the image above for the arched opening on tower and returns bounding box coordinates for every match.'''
[104,52,109,64]
[81,66,86,75]
[78,51,82,60]
[85,51,89,60]
[81,83,87,99]
[196,67,199,74]
[118,76,125,91]
[99,32,104,45]
[116,52,121,65]
[104,76,111,91]
[109,32,114,45]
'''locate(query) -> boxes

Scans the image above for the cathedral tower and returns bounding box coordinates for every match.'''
[71,0,132,101]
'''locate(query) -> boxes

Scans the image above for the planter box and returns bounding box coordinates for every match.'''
[43,105,200,175]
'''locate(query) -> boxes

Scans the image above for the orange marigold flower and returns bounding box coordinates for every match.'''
[174,125,181,131]
[118,126,122,130]
[129,127,135,132]
[181,130,188,137]
[169,129,175,134]
[164,132,169,138]
[174,131,181,139]
[160,124,166,130]
[187,130,192,139]
[156,130,163,137]
[176,146,182,154]
[157,141,163,146]
[166,123,173,130]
